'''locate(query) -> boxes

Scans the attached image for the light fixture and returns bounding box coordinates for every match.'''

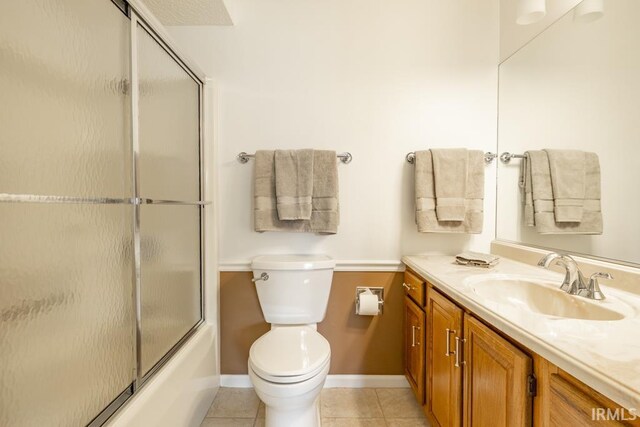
[573,0,604,23]
[517,0,547,25]
[516,0,547,25]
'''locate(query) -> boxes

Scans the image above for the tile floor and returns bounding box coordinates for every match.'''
[201,387,430,427]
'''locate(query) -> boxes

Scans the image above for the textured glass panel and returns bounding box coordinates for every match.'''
[0,1,131,198]
[140,205,201,375]
[138,26,201,202]
[0,203,135,427]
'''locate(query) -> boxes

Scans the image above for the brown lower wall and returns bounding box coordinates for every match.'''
[220,270,404,375]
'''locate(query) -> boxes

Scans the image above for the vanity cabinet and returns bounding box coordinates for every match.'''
[425,286,532,427]
[404,269,425,306]
[535,358,640,427]
[426,286,463,427]
[404,296,425,404]
[463,315,532,427]
[403,270,426,404]
[403,267,640,427]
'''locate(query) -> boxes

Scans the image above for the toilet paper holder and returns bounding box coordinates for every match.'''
[355,287,384,315]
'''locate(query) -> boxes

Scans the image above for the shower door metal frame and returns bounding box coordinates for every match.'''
[0,0,210,425]
[126,0,209,392]
[91,0,209,425]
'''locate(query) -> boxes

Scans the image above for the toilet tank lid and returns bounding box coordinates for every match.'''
[251,254,335,270]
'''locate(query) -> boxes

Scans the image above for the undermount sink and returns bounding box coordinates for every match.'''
[465,276,631,321]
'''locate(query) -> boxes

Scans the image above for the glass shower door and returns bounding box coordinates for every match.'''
[136,24,203,378]
[0,1,135,425]
[0,1,206,424]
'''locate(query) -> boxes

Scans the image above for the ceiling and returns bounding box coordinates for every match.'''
[142,0,233,26]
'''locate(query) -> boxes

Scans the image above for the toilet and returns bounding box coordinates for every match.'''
[248,254,335,427]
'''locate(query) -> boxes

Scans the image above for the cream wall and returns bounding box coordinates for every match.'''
[169,0,499,266]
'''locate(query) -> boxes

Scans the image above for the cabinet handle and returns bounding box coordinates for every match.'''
[410,325,421,347]
[454,336,466,368]
[403,282,412,291]
[445,328,453,356]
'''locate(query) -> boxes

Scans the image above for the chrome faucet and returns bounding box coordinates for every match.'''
[537,253,611,300]
[537,253,587,295]
[538,252,613,300]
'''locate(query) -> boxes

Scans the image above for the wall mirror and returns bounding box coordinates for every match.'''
[496,0,640,266]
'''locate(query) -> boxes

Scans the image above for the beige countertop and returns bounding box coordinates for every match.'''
[402,254,640,410]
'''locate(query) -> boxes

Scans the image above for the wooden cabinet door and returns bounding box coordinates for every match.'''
[463,315,533,427]
[536,358,640,427]
[404,296,425,404]
[548,374,629,427]
[427,288,463,427]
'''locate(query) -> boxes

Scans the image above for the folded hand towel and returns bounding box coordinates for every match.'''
[254,150,339,234]
[309,150,339,234]
[544,149,586,222]
[455,251,500,268]
[522,150,602,234]
[275,149,314,220]
[432,149,468,221]
[523,151,553,227]
[415,149,484,233]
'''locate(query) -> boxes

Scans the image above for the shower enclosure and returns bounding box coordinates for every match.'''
[0,1,208,425]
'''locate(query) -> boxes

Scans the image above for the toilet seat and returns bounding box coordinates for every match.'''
[249,326,331,384]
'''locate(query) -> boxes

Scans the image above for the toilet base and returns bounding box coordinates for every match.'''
[248,360,329,427]
[264,395,320,427]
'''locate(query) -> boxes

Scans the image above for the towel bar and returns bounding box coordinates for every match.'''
[237,151,352,164]
[405,151,497,165]
[499,152,528,163]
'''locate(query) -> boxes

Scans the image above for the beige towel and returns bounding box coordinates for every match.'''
[275,149,314,220]
[432,148,468,221]
[544,149,585,222]
[254,150,339,234]
[415,149,484,233]
[455,251,500,268]
[522,150,602,234]
[309,150,340,234]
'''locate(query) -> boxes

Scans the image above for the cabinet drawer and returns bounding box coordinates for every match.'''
[403,270,425,306]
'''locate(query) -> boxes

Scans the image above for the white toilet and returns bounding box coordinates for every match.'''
[248,254,335,427]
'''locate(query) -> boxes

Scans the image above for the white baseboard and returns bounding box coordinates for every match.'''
[220,374,253,388]
[324,375,409,388]
[220,374,409,389]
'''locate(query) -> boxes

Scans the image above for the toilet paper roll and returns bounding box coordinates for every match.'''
[358,293,380,316]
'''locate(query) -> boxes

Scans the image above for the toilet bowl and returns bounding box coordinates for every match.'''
[249,255,335,427]
[248,326,331,427]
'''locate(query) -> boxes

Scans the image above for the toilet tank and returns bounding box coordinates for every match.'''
[251,255,335,324]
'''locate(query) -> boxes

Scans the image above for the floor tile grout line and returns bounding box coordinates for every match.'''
[205,387,429,426]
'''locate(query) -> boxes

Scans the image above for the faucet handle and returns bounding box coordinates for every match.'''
[538,252,583,294]
[579,272,612,300]
[590,272,613,281]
